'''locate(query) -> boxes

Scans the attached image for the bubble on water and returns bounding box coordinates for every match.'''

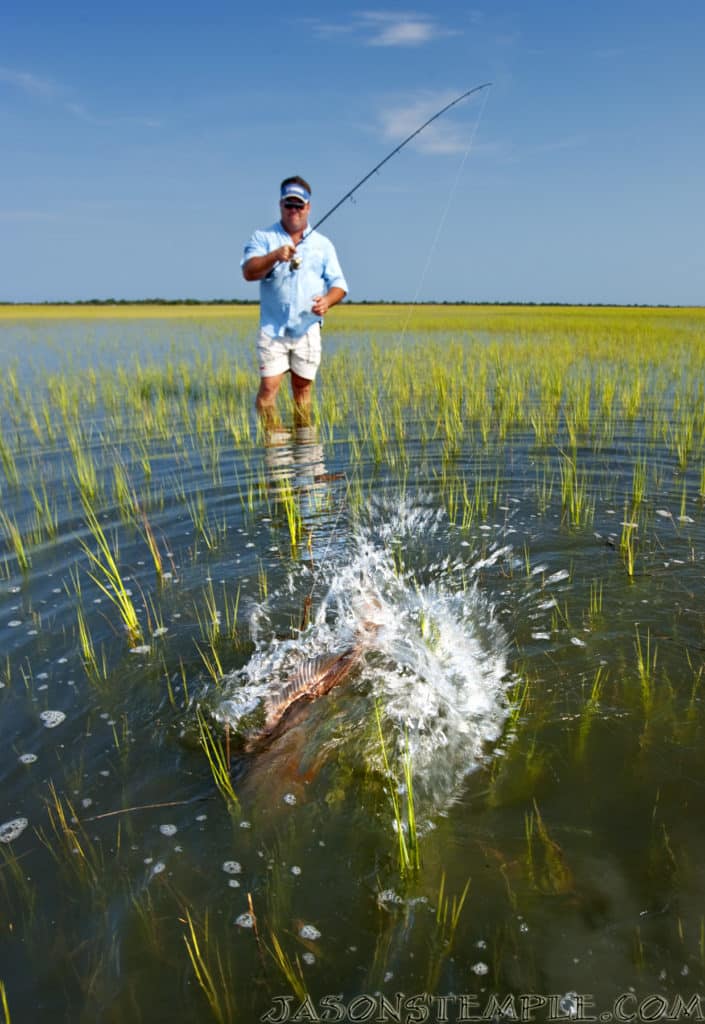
[570,637,586,647]
[283,793,297,806]
[0,818,29,843]
[130,645,151,655]
[291,865,302,876]
[239,820,251,829]
[37,672,49,680]
[228,879,240,888]
[656,509,672,518]
[302,952,316,965]
[472,962,489,976]
[40,710,66,728]
[8,620,22,628]
[81,798,93,809]
[18,753,38,765]
[159,824,177,837]
[222,861,242,875]
[151,862,166,876]
[235,913,254,928]
[476,939,487,949]
[532,632,551,641]
[299,924,321,941]
[196,814,207,822]
[152,627,168,637]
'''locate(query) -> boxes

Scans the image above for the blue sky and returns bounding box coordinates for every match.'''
[1,1,703,304]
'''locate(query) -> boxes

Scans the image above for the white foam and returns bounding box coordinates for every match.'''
[40,710,66,728]
[217,495,512,821]
[0,818,29,843]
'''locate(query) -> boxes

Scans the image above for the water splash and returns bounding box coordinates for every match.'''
[217,495,512,817]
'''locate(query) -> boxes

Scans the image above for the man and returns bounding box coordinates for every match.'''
[241,176,348,425]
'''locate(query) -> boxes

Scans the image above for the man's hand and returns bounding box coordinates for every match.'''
[277,243,297,263]
[311,294,329,316]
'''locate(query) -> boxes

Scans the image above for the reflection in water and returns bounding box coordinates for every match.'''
[263,425,328,490]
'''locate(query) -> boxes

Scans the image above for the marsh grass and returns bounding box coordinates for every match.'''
[183,910,236,1024]
[36,782,104,890]
[524,801,573,896]
[195,708,239,811]
[0,980,10,1024]
[267,930,308,1002]
[80,502,143,643]
[424,870,472,989]
[374,704,420,876]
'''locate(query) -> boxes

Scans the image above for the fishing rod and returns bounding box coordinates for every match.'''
[290,82,491,269]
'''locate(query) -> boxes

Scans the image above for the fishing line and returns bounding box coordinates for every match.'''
[398,82,492,342]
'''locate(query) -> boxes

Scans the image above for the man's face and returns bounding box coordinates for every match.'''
[280,198,310,233]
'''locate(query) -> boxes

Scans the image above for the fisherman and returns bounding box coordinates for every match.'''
[241,176,348,426]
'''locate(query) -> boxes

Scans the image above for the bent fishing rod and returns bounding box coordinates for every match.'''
[290,81,491,269]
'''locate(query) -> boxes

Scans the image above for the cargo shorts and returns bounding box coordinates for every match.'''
[256,322,322,381]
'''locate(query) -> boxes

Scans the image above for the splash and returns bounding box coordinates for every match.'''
[217,495,512,817]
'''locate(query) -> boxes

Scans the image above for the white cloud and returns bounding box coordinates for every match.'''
[307,10,457,48]
[0,65,159,128]
[378,92,483,155]
[0,66,60,99]
[361,12,445,47]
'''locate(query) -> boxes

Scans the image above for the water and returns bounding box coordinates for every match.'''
[2,311,705,1022]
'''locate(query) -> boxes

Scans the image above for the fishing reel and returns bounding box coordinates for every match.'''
[289,254,302,271]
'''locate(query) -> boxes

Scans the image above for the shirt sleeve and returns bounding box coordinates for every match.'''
[322,240,348,294]
[241,229,271,268]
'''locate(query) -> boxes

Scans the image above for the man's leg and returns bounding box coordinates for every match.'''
[256,373,286,427]
[291,371,313,427]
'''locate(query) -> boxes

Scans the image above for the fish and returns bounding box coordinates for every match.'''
[241,608,381,755]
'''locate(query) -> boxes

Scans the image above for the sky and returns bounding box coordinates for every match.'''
[1,1,704,305]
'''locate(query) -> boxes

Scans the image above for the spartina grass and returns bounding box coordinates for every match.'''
[266,930,308,1003]
[577,665,606,759]
[525,800,573,896]
[36,782,103,889]
[0,433,20,487]
[196,708,239,812]
[0,979,10,1024]
[635,627,657,714]
[425,871,471,989]
[436,871,470,946]
[374,703,420,876]
[183,910,236,1024]
[79,502,143,644]
[76,604,108,685]
[620,505,638,579]
[0,511,30,572]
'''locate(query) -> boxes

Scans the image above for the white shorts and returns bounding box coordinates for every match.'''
[257,323,322,380]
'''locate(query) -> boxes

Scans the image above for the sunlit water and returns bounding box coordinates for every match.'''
[2,315,705,1022]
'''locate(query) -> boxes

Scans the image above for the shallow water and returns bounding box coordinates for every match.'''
[2,310,705,1022]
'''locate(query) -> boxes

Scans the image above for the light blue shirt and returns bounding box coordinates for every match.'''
[241,222,348,338]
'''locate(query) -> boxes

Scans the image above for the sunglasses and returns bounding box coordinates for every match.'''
[282,200,306,210]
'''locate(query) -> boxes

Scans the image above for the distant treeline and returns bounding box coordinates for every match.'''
[0,299,689,309]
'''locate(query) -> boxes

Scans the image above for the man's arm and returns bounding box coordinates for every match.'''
[242,244,296,281]
[311,287,346,317]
